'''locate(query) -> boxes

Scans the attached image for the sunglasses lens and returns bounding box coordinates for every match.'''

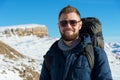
[69,20,77,26]
[60,20,67,27]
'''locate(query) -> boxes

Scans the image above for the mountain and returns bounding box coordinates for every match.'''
[0,24,120,80]
[0,24,50,80]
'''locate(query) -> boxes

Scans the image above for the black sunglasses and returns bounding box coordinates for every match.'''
[59,20,80,27]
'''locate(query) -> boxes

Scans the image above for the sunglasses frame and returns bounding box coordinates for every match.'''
[59,20,81,27]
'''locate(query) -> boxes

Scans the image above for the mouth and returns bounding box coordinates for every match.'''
[64,30,74,35]
[65,30,73,33]
[64,28,74,32]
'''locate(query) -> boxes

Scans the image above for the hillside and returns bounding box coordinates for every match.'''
[0,40,40,80]
[0,41,24,59]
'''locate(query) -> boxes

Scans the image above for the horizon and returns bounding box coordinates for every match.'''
[0,0,120,42]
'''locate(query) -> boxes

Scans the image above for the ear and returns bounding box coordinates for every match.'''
[79,21,82,30]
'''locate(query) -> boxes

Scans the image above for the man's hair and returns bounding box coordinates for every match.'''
[58,5,81,19]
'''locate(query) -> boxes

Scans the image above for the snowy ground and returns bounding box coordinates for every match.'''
[0,35,120,80]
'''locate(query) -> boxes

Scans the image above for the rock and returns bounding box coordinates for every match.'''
[0,24,48,37]
[16,28,25,36]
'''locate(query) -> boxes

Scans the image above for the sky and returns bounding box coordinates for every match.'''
[0,0,120,42]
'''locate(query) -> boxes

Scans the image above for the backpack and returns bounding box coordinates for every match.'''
[80,17,104,49]
[79,17,104,70]
[44,17,104,72]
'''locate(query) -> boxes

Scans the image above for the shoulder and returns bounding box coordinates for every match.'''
[94,47,106,55]
[93,47,112,79]
[94,47,108,62]
[43,40,61,65]
[44,40,60,57]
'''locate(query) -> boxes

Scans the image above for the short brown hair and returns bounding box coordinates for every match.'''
[58,5,81,19]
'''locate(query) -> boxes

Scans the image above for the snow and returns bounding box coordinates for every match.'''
[0,70,22,80]
[0,35,58,80]
[0,25,120,80]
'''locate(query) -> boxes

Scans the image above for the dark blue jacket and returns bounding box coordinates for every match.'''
[40,35,112,80]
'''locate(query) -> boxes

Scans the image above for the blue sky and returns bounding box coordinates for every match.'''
[0,0,120,42]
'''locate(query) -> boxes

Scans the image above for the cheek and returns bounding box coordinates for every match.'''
[75,27,81,33]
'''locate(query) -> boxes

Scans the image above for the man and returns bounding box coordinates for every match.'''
[40,5,112,80]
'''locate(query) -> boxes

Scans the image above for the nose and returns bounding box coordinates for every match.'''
[65,22,72,28]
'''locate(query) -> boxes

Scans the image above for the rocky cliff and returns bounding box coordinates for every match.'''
[0,24,48,37]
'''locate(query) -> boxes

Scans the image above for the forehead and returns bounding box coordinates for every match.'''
[59,12,80,21]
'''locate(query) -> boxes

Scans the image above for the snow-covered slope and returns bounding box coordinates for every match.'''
[104,43,120,80]
[0,35,58,80]
[0,35,120,80]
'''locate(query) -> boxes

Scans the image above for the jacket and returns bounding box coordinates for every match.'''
[40,35,112,80]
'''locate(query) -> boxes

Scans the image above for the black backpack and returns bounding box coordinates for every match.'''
[79,17,104,70]
[44,17,104,72]
[80,17,104,49]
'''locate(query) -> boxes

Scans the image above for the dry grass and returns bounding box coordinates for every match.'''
[0,40,25,60]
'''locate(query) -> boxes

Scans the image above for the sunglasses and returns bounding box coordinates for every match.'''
[59,20,81,27]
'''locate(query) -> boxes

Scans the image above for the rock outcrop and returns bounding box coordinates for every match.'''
[0,24,48,37]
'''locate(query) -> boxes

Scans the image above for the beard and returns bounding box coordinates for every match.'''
[60,29,79,41]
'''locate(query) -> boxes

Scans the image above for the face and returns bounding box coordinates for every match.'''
[58,12,82,41]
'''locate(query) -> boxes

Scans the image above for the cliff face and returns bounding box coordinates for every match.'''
[0,24,48,37]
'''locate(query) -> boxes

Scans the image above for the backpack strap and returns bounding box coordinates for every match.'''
[80,33,95,79]
[84,43,95,70]
[71,42,95,79]
[79,34,95,70]
[84,44,96,80]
